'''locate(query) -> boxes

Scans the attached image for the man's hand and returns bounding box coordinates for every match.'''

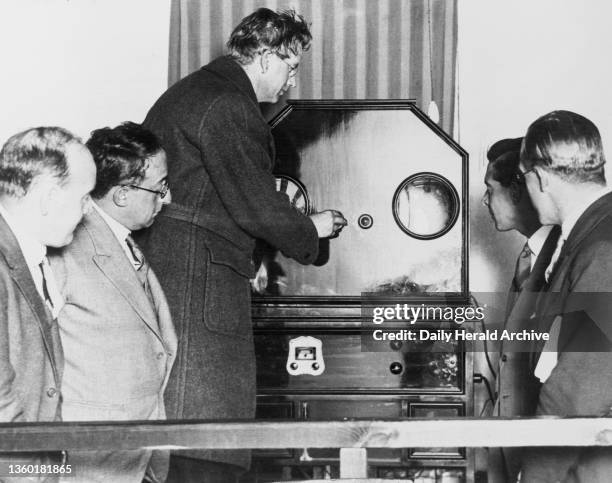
[250,262,268,295]
[309,210,347,238]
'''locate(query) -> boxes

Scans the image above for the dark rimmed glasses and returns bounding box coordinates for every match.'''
[125,182,169,199]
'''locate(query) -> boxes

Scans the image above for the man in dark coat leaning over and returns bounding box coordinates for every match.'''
[139,8,347,482]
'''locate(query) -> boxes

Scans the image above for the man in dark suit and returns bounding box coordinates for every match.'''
[519,110,612,482]
[50,123,177,483]
[483,137,560,482]
[0,127,96,478]
[140,8,347,482]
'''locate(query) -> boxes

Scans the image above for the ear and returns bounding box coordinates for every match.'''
[259,50,270,74]
[38,181,58,216]
[535,167,550,193]
[112,186,129,207]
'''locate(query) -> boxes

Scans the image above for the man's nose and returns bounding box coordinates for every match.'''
[162,189,172,205]
[286,76,296,88]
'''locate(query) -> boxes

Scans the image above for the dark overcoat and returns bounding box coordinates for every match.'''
[521,191,612,482]
[139,56,319,469]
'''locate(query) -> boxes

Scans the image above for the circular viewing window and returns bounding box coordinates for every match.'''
[392,172,459,239]
[275,175,311,215]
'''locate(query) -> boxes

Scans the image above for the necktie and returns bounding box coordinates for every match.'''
[512,242,532,292]
[544,238,565,283]
[38,258,63,362]
[505,243,532,317]
[38,259,54,312]
[126,235,153,303]
[126,234,145,271]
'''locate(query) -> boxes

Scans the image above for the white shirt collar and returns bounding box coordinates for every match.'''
[0,202,46,269]
[0,202,64,317]
[527,225,553,260]
[561,186,612,240]
[92,202,131,244]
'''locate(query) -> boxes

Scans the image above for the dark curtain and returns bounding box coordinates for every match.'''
[168,0,457,134]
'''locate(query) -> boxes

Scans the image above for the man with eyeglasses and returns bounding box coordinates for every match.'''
[518,110,612,482]
[482,137,560,482]
[49,122,177,483]
[140,7,346,482]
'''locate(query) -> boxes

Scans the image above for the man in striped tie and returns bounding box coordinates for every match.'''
[50,122,177,483]
[0,127,96,477]
[519,110,612,482]
[482,137,560,482]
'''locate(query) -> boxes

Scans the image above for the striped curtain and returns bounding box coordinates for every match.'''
[169,0,457,134]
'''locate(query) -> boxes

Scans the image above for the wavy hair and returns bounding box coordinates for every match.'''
[227,8,312,64]
[0,126,80,197]
[86,122,163,199]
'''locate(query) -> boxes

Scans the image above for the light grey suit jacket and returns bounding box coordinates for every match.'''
[0,213,64,482]
[50,210,177,483]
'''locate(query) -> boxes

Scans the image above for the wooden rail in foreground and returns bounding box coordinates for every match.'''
[1,418,612,480]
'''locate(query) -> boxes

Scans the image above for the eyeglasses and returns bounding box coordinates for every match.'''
[274,52,299,77]
[125,182,169,199]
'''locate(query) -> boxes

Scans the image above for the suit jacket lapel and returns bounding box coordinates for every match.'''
[524,225,562,293]
[84,212,163,341]
[533,192,612,363]
[539,193,612,305]
[147,269,178,355]
[0,214,61,384]
[506,226,561,324]
[546,192,612,287]
[503,226,561,362]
